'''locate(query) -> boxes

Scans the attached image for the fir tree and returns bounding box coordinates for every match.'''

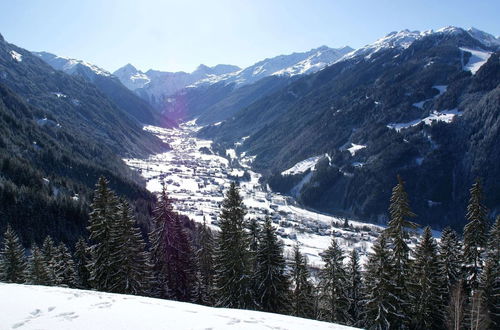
[411,226,445,329]
[41,235,57,285]
[53,242,77,288]
[195,217,215,305]
[169,214,196,302]
[384,175,418,328]
[87,176,120,291]
[447,280,467,330]
[74,238,91,289]
[480,217,499,328]
[110,200,152,296]
[213,182,253,309]
[290,244,315,319]
[28,244,50,285]
[463,178,488,289]
[149,188,176,299]
[318,238,349,324]
[150,188,195,301]
[364,235,399,330]
[0,225,27,283]
[253,217,289,313]
[347,249,364,327]
[439,227,463,299]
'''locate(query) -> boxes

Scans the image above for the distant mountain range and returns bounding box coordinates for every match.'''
[112,45,353,114]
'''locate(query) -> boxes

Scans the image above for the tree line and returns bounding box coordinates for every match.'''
[0,176,498,329]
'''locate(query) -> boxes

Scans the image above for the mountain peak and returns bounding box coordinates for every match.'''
[0,32,4,42]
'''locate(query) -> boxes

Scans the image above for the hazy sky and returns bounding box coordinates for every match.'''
[1,0,499,73]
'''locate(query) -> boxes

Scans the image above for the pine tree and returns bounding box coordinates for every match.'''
[384,175,418,328]
[87,176,120,291]
[253,217,289,313]
[247,217,260,296]
[411,226,446,329]
[110,200,152,296]
[53,242,77,288]
[169,214,196,302]
[74,238,91,289]
[0,225,27,283]
[347,249,364,327]
[149,188,176,299]
[480,217,499,328]
[439,227,463,300]
[150,188,195,301]
[41,235,57,285]
[364,235,399,330]
[213,182,253,309]
[463,178,488,289]
[290,244,315,319]
[28,244,50,285]
[195,217,215,305]
[318,238,349,324]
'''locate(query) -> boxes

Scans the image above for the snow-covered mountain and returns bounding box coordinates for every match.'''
[113,63,241,108]
[114,46,352,110]
[33,51,111,80]
[0,283,357,330]
[342,26,500,61]
[192,45,353,87]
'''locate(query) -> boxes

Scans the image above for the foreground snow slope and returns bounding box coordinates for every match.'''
[0,283,357,330]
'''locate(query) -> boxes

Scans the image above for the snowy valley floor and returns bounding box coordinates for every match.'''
[0,283,357,330]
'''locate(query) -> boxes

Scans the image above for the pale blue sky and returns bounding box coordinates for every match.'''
[1,0,499,73]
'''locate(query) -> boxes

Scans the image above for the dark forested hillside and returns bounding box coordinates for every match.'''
[0,35,167,246]
[199,28,500,230]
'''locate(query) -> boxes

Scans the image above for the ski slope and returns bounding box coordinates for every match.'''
[0,283,357,330]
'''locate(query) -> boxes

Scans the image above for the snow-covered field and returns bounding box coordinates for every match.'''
[125,123,385,267]
[0,283,357,330]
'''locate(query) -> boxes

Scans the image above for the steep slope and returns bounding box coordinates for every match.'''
[0,34,165,245]
[200,27,500,230]
[33,52,160,125]
[0,284,356,329]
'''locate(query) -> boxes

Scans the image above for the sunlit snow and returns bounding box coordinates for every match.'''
[460,47,492,74]
[0,283,357,330]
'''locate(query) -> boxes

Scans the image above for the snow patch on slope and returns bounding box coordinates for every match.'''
[10,50,22,62]
[387,109,463,132]
[281,155,325,175]
[459,47,492,74]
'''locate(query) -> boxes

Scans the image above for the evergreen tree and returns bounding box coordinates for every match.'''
[384,175,418,328]
[169,214,196,302]
[463,178,488,289]
[195,217,215,305]
[28,244,50,285]
[150,188,195,301]
[110,200,152,296]
[149,188,176,299]
[87,176,120,291]
[247,217,260,296]
[318,238,349,324]
[411,226,445,329]
[347,249,364,327]
[439,227,463,299]
[74,238,91,289]
[253,217,289,313]
[364,235,399,330]
[290,244,315,319]
[53,242,77,287]
[41,235,57,285]
[0,225,27,283]
[213,182,253,309]
[480,217,499,328]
